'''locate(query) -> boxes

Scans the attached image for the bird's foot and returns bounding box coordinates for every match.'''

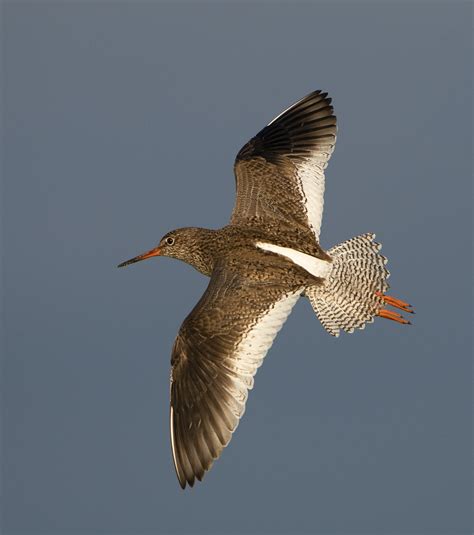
[376,292,414,325]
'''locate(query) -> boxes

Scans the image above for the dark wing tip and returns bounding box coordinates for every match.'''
[236,89,337,164]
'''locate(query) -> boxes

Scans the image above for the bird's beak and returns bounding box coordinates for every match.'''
[117,246,162,268]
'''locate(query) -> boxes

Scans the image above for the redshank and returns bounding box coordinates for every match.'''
[118,90,414,488]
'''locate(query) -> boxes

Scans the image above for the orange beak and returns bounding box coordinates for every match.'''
[117,246,162,268]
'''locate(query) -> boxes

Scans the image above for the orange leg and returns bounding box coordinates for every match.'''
[376,291,414,325]
[377,308,412,325]
[376,291,415,314]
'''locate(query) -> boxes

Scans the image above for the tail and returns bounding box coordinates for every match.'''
[306,233,413,337]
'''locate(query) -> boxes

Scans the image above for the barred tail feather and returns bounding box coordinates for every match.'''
[306,233,390,337]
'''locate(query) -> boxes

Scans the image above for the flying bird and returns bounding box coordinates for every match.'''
[118,90,414,488]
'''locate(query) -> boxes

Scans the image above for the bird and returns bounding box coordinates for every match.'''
[118,89,414,489]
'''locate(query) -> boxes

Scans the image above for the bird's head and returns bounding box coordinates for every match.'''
[117,227,217,275]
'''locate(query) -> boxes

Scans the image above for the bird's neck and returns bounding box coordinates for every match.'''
[183,228,222,277]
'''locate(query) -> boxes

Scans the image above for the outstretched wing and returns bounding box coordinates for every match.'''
[231,90,337,241]
[170,266,302,488]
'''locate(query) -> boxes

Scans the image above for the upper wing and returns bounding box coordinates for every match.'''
[231,90,337,241]
[170,266,302,488]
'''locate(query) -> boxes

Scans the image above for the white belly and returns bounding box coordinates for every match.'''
[255,242,331,279]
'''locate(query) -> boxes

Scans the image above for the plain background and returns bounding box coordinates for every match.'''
[2,2,472,534]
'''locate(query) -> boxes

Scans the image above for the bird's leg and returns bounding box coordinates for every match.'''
[377,308,411,325]
[375,291,414,325]
[377,292,414,314]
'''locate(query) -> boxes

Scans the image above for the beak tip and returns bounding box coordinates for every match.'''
[117,246,162,269]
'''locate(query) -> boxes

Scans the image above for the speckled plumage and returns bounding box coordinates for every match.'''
[118,90,412,489]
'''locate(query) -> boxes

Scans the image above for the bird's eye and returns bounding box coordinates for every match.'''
[166,237,175,245]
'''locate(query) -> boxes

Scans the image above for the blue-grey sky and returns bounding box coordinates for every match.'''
[2,2,472,534]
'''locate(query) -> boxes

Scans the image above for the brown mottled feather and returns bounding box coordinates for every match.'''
[170,265,302,488]
[232,90,337,238]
